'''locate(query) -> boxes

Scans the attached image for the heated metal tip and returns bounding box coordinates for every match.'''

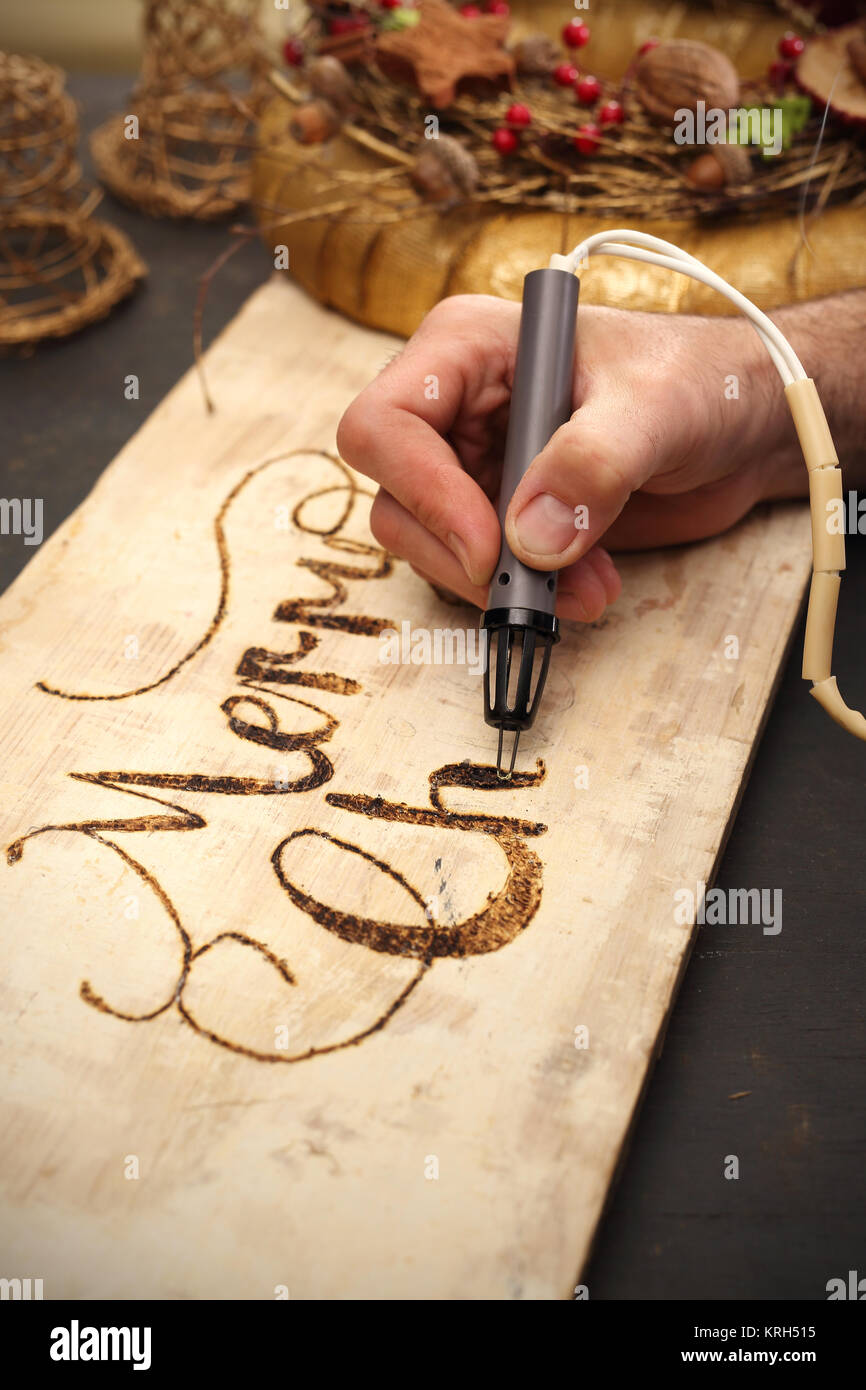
[496,726,520,781]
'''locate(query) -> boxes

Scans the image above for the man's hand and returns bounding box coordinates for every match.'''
[337,291,860,622]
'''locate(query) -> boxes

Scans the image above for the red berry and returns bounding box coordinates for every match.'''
[768,58,793,88]
[554,61,579,87]
[599,99,624,125]
[380,0,402,9]
[282,37,304,66]
[486,0,510,12]
[575,75,602,104]
[328,15,367,34]
[573,123,600,155]
[563,20,590,48]
[778,32,805,60]
[638,38,660,55]
[505,102,532,127]
[492,126,519,154]
[460,4,482,15]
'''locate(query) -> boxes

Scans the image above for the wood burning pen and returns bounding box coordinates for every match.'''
[481,259,579,779]
[482,224,866,759]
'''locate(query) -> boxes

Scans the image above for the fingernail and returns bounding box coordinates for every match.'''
[447,531,474,583]
[512,493,576,558]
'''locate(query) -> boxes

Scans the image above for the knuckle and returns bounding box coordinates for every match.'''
[368,489,400,551]
[417,297,467,336]
[336,397,373,469]
[558,429,632,512]
[418,292,502,336]
[411,465,460,539]
[591,459,631,514]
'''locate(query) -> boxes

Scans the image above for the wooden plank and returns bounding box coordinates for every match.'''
[0,276,811,1300]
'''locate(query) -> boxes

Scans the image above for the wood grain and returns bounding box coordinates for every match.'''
[0,276,811,1299]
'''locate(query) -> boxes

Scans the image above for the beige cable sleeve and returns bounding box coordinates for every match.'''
[784,378,865,741]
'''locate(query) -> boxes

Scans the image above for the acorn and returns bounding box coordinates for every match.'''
[634,39,740,125]
[685,143,752,190]
[513,34,560,78]
[289,98,341,144]
[411,147,459,202]
[410,134,480,203]
[308,55,353,111]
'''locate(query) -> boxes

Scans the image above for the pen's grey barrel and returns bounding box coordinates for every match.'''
[481,267,578,756]
[488,266,579,614]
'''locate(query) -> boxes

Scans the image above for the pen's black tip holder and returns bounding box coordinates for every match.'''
[481,608,560,732]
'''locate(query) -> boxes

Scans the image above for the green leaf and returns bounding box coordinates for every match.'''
[762,96,812,155]
[777,95,812,134]
[381,8,421,28]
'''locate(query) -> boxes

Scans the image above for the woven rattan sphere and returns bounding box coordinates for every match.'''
[91,0,271,220]
[0,52,80,206]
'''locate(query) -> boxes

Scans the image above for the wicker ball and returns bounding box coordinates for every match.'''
[0,53,80,206]
[91,0,271,220]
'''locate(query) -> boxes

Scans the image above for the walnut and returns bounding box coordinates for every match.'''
[634,40,740,125]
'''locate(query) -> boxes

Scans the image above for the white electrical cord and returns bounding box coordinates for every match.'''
[551,227,805,385]
[549,229,866,742]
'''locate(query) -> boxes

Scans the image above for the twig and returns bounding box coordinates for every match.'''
[193,227,256,415]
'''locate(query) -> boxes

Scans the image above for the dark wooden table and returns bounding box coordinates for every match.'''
[2,75,864,1302]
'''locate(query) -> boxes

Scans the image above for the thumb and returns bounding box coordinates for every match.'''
[504,400,658,569]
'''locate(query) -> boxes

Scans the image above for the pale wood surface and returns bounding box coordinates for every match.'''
[0,276,811,1300]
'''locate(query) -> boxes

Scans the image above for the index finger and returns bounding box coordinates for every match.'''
[336,295,517,587]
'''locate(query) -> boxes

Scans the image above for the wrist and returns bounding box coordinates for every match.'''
[708,313,808,501]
